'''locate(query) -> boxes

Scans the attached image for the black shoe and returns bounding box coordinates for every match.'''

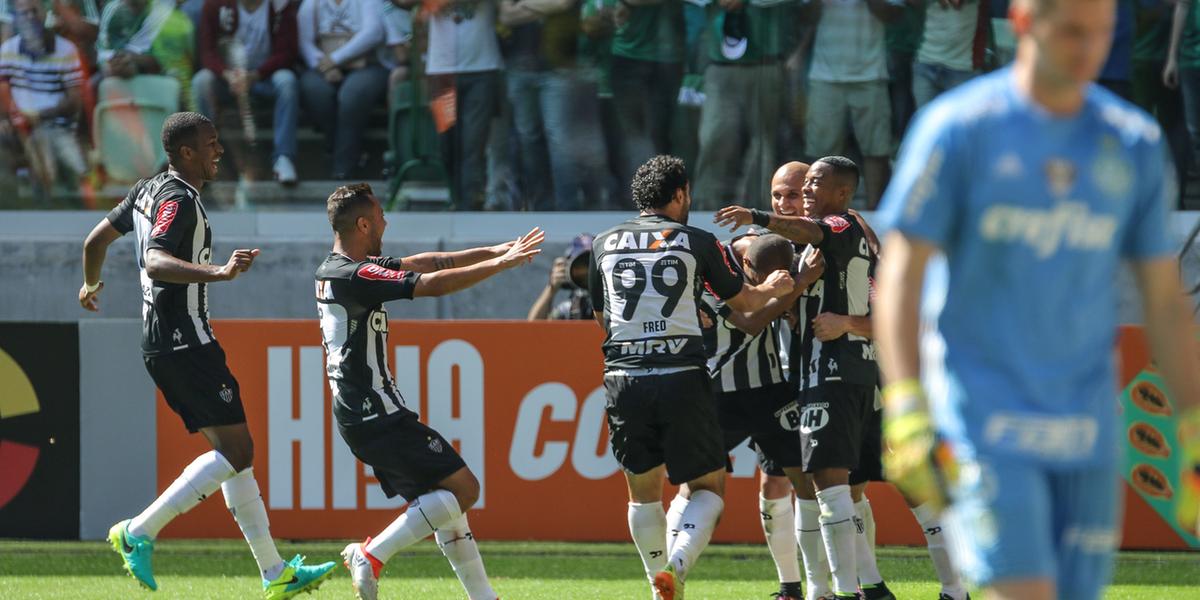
[938,594,971,600]
[861,582,896,600]
[772,581,804,600]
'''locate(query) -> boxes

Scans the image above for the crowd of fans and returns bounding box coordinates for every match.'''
[0,0,1193,209]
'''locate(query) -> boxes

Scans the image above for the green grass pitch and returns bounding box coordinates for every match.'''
[1,540,1197,599]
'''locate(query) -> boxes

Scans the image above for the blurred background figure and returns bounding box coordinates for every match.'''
[298,0,386,179]
[0,0,87,200]
[528,232,593,320]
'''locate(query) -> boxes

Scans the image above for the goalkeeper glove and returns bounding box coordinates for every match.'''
[882,379,959,512]
[1177,406,1200,537]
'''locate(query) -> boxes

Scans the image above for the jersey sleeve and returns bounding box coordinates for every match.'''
[1121,138,1175,260]
[695,233,745,300]
[588,245,605,314]
[814,213,863,262]
[145,194,197,254]
[367,255,405,270]
[875,103,966,248]
[350,262,422,305]
[105,187,138,234]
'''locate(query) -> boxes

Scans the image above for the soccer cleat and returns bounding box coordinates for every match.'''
[937,594,970,600]
[108,519,157,591]
[342,541,381,600]
[262,554,337,599]
[861,582,896,600]
[653,562,683,600]
[771,592,803,600]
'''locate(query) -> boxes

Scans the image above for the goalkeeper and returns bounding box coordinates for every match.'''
[871,0,1200,598]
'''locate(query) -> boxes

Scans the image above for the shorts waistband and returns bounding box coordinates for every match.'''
[604,366,702,378]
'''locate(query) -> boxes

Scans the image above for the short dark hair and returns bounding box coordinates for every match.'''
[327,183,377,233]
[814,156,860,194]
[631,155,689,211]
[745,234,794,273]
[161,112,213,159]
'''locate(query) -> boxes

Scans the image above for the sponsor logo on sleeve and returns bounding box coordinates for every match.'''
[357,264,410,282]
[150,201,179,238]
[823,215,851,233]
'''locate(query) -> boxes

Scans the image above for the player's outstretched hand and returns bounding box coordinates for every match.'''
[714,205,753,232]
[219,248,261,280]
[79,281,104,312]
[883,391,958,512]
[498,227,545,268]
[761,269,795,298]
[1176,407,1200,536]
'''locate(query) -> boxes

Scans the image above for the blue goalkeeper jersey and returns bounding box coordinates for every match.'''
[877,67,1176,467]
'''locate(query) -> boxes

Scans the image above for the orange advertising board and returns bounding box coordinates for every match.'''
[155,322,1189,550]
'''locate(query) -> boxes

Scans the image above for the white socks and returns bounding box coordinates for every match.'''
[128,450,235,540]
[854,498,883,586]
[628,501,668,586]
[667,490,723,581]
[665,493,689,556]
[222,468,285,580]
[815,485,858,596]
[366,489,462,563]
[796,498,831,600]
[436,514,496,600]
[760,495,802,586]
[912,502,966,599]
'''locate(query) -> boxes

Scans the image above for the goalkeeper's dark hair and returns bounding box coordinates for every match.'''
[631,155,689,211]
[161,112,213,161]
[745,234,795,274]
[327,183,377,234]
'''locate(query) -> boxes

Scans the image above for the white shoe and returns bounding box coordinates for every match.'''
[273,156,297,185]
[341,542,379,600]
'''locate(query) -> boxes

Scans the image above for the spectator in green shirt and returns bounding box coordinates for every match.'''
[96,0,171,83]
[692,0,792,211]
[1165,0,1200,179]
[609,0,685,185]
[1133,0,1187,199]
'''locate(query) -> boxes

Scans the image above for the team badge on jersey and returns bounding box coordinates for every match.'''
[219,385,233,404]
[150,200,179,237]
[1044,159,1076,197]
[428,436,444,453]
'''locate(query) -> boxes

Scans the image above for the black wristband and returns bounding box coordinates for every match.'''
[750,208,771,228]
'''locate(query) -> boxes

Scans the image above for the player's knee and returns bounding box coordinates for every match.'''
[760,475,791,499]
[218,440,254,472]
[448,470,480,512]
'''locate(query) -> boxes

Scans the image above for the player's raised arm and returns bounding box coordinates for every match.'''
[413,228,544,297]
[713,205,826,246]
[394,241,516,274]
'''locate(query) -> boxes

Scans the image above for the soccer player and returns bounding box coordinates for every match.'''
[716,156,881,600]
[872,0,1200,596]
[78,112,337,598]
[315,183,543,600]
[590,155,795,600]
[663,231,819,600]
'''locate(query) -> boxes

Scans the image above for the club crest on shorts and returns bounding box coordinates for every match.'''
[219,385,233,404]
[428,436,444,453]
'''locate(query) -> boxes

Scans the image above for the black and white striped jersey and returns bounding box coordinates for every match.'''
[790,212,878,390]
[106,171,216,356]
[589,214,745,371]
[699,244,786,393]
[315,253,422,426]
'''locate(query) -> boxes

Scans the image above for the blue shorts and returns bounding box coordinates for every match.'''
[943,456,1121,600]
